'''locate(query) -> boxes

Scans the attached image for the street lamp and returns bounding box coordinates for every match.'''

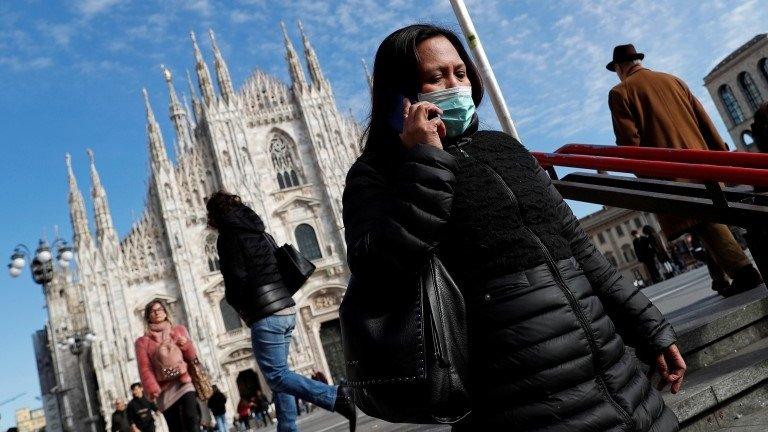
[58,330,98,432]
[8,237,74,281]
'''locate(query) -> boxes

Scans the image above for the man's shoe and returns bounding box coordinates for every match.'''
[711,278,731,296]
[728,265,765,295]
[333,385,357,432]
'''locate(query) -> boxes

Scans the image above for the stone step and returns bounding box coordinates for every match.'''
[663,333,768,429]
[673,293,768,373]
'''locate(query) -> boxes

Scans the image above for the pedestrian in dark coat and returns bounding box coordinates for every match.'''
[111,399,132,432]
[127,383,158,432]
[633,230,661,284]
[208,194,356,432]
[606,44,763,296]
[343,24,685,431]
[207,385,228,432]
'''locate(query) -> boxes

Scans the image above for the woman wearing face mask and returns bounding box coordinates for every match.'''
[343,24,685,431]
[135,300,201,431]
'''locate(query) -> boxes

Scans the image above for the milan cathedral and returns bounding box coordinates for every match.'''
[35,23,361,431]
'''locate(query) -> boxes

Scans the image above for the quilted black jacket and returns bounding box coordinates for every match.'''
[342,128,679,431]
[216,205,295,325]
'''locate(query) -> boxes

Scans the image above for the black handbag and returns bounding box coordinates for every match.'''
[263,232,316,295]
[339,254,471,424]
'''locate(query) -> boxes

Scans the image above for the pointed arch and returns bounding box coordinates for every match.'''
[719,84,745,125]
[738,72,763,112]
[205,233,220,272]
[295,223,322,260]
[759,58,768,86]
[268,129,304,189]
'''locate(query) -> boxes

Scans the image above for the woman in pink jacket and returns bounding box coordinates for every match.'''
[135,300,201,431]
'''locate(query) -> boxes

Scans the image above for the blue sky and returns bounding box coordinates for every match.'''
[1,0,766,426]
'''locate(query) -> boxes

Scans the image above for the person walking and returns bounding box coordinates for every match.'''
[135,300,201,432]
[111,399,132,432]
[632,229,661,284]
[236,398,252,430]
[207,192,356,432]
[127,383,158,432]
[207,385,227,432]
[606,43,764,296]
[343,24,684,431]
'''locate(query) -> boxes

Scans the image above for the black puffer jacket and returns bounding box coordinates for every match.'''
[216,205,295,325]
[343,126,679,431]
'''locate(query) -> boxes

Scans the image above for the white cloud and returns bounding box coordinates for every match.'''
[0,55,53,71]
[76,0,120,17]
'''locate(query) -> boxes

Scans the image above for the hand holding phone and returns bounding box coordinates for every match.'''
[398,97,445,150]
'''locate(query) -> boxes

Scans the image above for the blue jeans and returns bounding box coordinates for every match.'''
[251,314,337,432]
[214,414,227,432]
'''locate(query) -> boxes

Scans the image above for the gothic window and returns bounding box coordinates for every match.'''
[205,235,220,272]
[219,299,242,332]
[295,223,322,260]
[615,225,624,237]
[269,132,303,190]
[719,84,745,125]
[622,244,636,263]
[738,72,763,112]
[597,233,606,244]
[759,58,768,86]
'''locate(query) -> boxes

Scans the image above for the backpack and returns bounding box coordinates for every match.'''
[153,336,187,382]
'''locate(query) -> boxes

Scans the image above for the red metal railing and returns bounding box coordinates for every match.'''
[532,145,768,188]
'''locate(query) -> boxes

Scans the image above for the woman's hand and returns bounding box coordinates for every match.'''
[399,98,446,150]
[648,343,686,394]
[175,336,188,348]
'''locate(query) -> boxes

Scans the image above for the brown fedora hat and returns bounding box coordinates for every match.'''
[606,44,645,71]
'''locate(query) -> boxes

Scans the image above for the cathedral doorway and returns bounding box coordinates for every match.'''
[319,319,346,384]
[236,369,263,401]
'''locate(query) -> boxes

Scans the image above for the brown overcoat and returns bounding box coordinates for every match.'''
[608,66,728,237]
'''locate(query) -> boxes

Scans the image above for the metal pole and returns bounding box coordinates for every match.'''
[77,352,98,432]
[449,0,520,141]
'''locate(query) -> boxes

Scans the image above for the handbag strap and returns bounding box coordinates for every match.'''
[262,231,278,251]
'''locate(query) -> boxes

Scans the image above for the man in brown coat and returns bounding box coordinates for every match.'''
[607,44,763,295]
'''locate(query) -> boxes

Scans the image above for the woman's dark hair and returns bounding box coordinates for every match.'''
[143,299,171,324]
[206,190,242,229]
[363,24,484,155]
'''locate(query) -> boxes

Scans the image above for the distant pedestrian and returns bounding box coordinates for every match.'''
[632,230,661,284]
[236,398,252,430]
[207,191,356,432]
[134,300,201,432]
[127,383,158,432]
[607,43,763,296]
[643,225,676,277]
[111,399,132,432]
[207,385,228,432]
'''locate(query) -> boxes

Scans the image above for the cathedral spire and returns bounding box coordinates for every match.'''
[143,88,170,170]
[162,66,193,154]
[66,153,93,248]
[190,31,216,105]
[208,29,235,104]
[298,20,328,89]
[186,69,202,122]
[280,21,307,92]
[87,149,119,252]
[362,58,372,91]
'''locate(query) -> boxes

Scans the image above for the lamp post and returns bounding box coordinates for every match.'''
[57,331,98,432]
[8,234,75,432]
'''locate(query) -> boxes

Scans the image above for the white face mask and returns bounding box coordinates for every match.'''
[418,86,476,137]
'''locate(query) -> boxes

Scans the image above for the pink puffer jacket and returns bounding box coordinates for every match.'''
[135,324,197,399]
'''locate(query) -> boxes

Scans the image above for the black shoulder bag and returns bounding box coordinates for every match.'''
[262,232,316,295]
[339,254,471,424]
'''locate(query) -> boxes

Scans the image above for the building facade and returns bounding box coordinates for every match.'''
[704,34,768,151]
[15,408,46,432]
[578,206,667,285]
[36,25,361,431]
